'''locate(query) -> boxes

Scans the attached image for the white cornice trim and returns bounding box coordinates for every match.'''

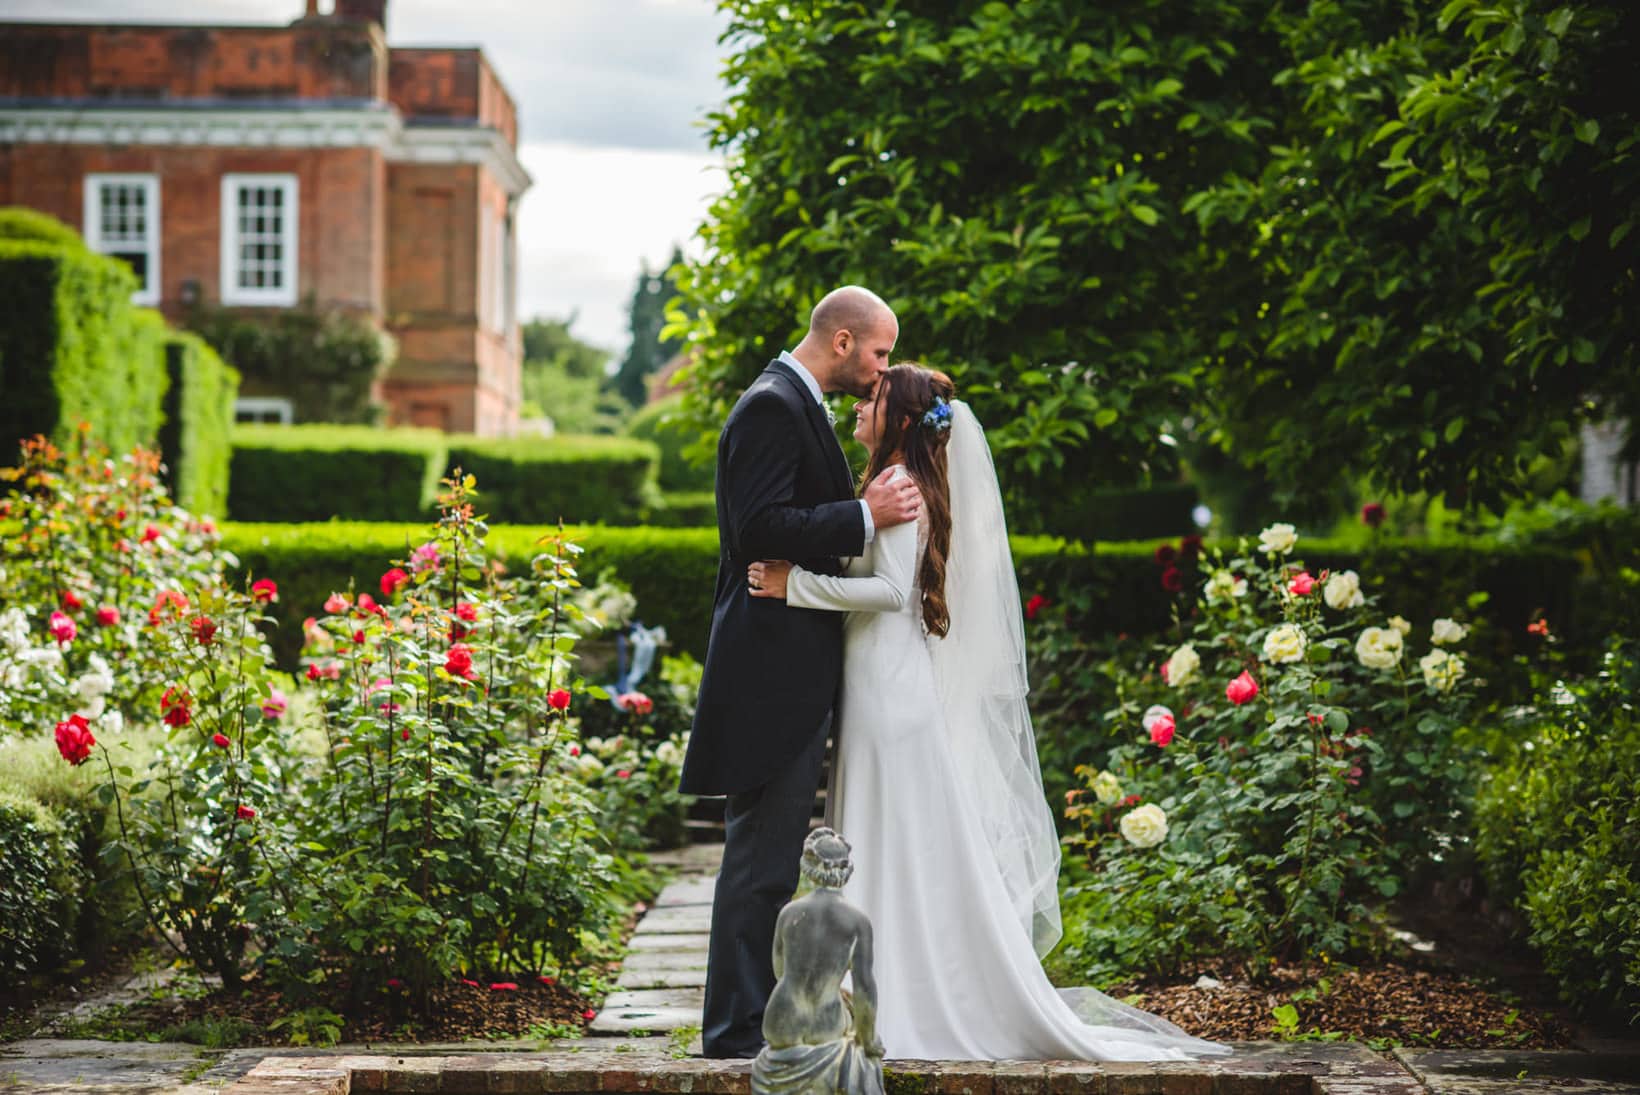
[0,106,532,195]
[392,126,531,195]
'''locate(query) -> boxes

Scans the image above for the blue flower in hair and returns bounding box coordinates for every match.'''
[920,397,954,433]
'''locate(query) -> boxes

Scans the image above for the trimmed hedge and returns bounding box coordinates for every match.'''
[0,792,91,980]
[625,399,715,492]
[227,425,448,522]
[1026,482,1201,542]
[0,232,169,457]
[223,523,1583,671]
[445,435,662,525]
[651,490,716,528]
[159,332,239,517]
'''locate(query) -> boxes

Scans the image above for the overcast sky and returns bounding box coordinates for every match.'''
[0,0,731,352]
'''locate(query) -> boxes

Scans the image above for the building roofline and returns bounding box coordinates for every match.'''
[0,18,359,31]
[0,96,395,113]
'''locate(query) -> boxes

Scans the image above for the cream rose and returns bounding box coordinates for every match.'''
[655,740,683,767]
[1092,770,1123,806]
[1323,570,1365,610]
[1355,626,1403,670]
[1419,649,1467,692]
[1388,615,1412,636]
[575,754,606,779]
[1119,804,1170,849]
[1431,618,1469,645]
[1258,523,1298,555]
[1163,644,1200,688]
[1261,623,1308,664]
[1203,568,1248,604]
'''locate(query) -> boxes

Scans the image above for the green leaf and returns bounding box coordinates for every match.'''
[1574,119,1600,144]
[1371,119,1406,144]
[1131,204,1161,226]
[1152,78,1183,98]
[1547,8,1573,36]
[1444,417,1465,443]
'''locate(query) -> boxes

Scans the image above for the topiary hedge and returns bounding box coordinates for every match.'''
[0,792,92,980]
[0,230,169,458]
[445,435,662,525]
[158,332,239,517]
[227,425,448,522]
[223,523,1582,671]
[651,490,716,528]
[625,398,715,492]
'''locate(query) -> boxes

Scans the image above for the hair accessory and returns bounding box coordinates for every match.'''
[920,396,954,433]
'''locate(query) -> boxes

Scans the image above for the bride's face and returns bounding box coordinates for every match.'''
[852,384,884,449]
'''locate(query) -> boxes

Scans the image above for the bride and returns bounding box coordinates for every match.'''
[746,364,1227,1062]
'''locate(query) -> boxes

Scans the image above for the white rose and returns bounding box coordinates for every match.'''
[73,654,115,703]
[76,696,106,720]
[1203,569,1248,604]
[1261,624,1309,664]
[1091,771,1123,806]
[654,741,682,767]
[1119,804,1169,849]
[1388,615,1412,636]
[1419,649,1466,692]
[1431,618,1468,646]
[0,608,29,653]
[1141,704,1175,732]
[1163,645,1200,688]
[1257,523,1298,555]
[1323,570,1365,610]
[576,754,606,779]
[1354,626,1403,670]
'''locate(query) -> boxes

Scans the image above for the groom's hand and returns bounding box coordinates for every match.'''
[863,468,920,529]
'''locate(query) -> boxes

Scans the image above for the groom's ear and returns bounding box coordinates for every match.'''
[832,327,853,356]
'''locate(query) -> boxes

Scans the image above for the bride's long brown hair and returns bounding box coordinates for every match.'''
[860,364,956,637]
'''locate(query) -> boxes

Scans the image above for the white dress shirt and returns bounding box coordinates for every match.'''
[779,350,875,544]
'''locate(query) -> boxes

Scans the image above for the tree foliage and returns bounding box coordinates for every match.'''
[612,247,685,408]
[519,316,626,434]
[672,0,1636,516]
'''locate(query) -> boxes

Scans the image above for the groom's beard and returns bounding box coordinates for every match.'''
[836,348,878,399]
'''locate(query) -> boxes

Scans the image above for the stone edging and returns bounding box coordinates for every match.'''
[226,1042,1424,1094]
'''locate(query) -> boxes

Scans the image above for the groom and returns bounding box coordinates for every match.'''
[681,286,920,1059]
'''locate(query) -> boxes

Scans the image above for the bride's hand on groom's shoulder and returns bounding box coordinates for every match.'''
[747,560,792,600]
[864,467,921,530]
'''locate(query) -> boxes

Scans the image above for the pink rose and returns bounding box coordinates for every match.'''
[260,689,288,720]
[1225,671,1260,706]
[48,611,77,645]
[324,592,350,615]
[1149,713,1176,748]
[1287,571,1316,596]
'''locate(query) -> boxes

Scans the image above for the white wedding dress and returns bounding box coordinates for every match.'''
[784,406,1227,1063]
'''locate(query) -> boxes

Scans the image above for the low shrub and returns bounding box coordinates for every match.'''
[445,435,662,525]
[651,490,716,528]
[1473,637,1640,1022]
[227,425,447,522]
[0,790,91,980]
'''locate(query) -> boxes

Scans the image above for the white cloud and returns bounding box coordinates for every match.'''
[517,141,724,351]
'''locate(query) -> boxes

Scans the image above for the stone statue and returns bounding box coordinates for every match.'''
[752,828,885,1095]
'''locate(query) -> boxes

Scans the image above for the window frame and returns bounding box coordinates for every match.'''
[233,397,295,425]
[82,173,161,306]
[219,173,300,307]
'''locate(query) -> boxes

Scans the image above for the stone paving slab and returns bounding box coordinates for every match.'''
[1395,1047,1640,1094]
[651,877,715,908]
[629,904,713,934]
[615,966,708,990]
[0,1039,216,1093]
[619,951,710,974]
[626,932,712,953]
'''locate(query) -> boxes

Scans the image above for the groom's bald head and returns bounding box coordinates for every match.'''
[796,285,898,398]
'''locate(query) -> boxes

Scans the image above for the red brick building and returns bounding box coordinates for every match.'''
[0,0,529,435]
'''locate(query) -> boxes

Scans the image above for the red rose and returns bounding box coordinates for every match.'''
[444,643,476,680]
[1148,713,1176,748]
[352,629,367,646]
[387,978,403,989]
[489,982,518,991]
[401,727,410,741]
[1153,543,1177,566]
[48,611,77,645]
[190,615,217,646]
[582,1009,596,1022]
[96,605,119,627]
[148,589,189,626]
[618,691,654,716]
[1225,671,1260,706]
[305,661,340,682]
[456,602,479,622]
[141,524,161,544]
[1024,594,1049,620]
[60,589,83,612]
[1527,618,1550,637]
[212,733,231,749]
[161,687,192,728]
[380,568,409,597]
[1307,712,1325,728]
[1180,535,1203,561]
[462,978,480,988]
[251,579,278,603]
[1160,565,1183,593]
[54,714,95,765]
[538,975,555,986]
[235,804,257,820]
[568,744,580,757]
[616,769,632,780]
[1119,793,1143,808]
[1287,571,1316,596]
[1361,502,1386,528]
[324,592,350,615]
[548,688,572,712]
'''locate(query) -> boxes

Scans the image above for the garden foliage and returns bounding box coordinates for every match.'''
[444,435,662,525]
[228,425,449,522]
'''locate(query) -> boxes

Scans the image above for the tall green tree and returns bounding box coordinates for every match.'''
[519,316,627,434]
[612,247,685,407]
[672,0,1636,518]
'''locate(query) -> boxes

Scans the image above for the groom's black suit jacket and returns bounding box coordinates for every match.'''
[680,359,866,797]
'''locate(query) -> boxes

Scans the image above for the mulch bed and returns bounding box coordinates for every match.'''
[111,973,598,1044]
[1108,960,1578,1049]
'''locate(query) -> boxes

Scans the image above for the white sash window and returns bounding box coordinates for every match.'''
[220,173,298,306]
[83,174,160,305]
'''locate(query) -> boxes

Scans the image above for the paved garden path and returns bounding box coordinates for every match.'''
[4,842,1637,1093]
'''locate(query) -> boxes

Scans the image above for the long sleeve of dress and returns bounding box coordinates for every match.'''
[786,507,918,615]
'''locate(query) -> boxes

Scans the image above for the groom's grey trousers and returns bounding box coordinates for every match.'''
[700,717,830,1058]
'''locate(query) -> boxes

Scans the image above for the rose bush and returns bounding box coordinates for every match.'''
[1054,522,1478,979]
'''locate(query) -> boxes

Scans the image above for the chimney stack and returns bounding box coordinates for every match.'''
[334,0,387,29]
